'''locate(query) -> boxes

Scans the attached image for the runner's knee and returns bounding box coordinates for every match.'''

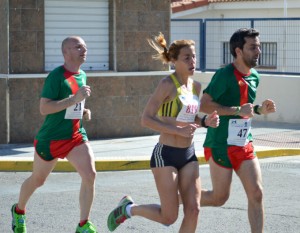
[159,207,179,225]
[183,202,200,219]
[161,213,178,226]
[248,185,263,203]
[31,175,47,188]
[212,192,230,206]
[81,169,96,185]
[88,170,97,182]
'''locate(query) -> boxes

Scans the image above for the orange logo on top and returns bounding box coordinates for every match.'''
[238,80,245,86]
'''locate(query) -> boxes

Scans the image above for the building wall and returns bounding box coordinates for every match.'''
[172,0,300,19]
[9,0,44,73]
[4,1,297,144]
[112,0,170,71]
[6,0,170,74]
[194,72,300,124]
[0,0,172,143]
[0,0,9,143]
[5,71,300,143]
[171,18,300,74]
[0,0,9,74]
[7,73,167,143]
[0,78,8,144]
[179,8,300,19]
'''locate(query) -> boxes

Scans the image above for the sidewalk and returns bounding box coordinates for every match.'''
[0,121,299,172]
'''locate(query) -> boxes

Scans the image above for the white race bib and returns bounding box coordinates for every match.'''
[64,95,85,119]
[176,94,199,123]
[227,118,252,146]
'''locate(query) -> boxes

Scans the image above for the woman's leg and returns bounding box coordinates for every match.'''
[131,166,180,225]
[178,161,201,233]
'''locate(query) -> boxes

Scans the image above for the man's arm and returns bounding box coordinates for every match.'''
[200,93,254,117]
[201,93,240,116]
[40,85,90,115]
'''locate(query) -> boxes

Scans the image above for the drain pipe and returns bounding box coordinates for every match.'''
[282,0,287,73]
[5,0,10,143]
[5,76,10,144]
[113,0,117,71]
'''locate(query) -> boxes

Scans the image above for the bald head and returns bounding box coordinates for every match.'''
[61,36,87,70]
[61,36,85,55]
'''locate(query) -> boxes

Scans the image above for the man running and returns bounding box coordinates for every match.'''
[11,36,98,233]
[200,28,276,233]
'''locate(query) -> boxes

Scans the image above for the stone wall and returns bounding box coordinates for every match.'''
[8,77,45,142]
[84,74,162,139]
[0,0,172,143]
[0,0,9,73]
[0,78,8,143]
[0,0,9,143]
[111,0,170,71]
[7,0,170,74]
[4,71,300,143]
[9,0,44,73]
[7,73,168,143]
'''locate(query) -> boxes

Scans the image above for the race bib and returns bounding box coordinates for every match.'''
[227,118,252,146]
[176,94,199,123]
[65,95,85,119]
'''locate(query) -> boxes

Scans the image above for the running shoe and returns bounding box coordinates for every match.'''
[107,196,134,232]
[11,204,27,233]
[75,220,98,233]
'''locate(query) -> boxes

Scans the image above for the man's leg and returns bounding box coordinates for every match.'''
[236,157,264,233]
[18,151,58,209]
[12,152,57,233]
[201,157,233,206]
[67,142,96,221]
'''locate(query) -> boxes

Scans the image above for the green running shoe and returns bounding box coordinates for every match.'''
[75,221,98,233]
[11,204,27,233]
[107,196,134,232]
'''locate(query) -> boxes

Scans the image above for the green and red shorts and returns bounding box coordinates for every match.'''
[204,142,256,170]
[34,136,86,161]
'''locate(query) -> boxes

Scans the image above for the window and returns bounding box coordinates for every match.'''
[45,0,109,72]
[223,42,233,65]
[222,42,277,68]
[259,42,277,68]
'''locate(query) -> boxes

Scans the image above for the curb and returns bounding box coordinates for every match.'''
[0,149,299,172]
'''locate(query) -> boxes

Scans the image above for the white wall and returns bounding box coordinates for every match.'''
[171,18,300,74]
[172,0,300,19]
[193,72,300,124]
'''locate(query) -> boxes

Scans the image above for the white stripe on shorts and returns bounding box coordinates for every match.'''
[154,143,164,167]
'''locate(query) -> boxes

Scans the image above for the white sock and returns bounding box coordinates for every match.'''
[126,204,133,217]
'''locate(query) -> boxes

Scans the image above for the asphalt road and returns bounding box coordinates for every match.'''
[1,155,299,233]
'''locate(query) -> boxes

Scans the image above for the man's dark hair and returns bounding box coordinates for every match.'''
[230,28,260,58]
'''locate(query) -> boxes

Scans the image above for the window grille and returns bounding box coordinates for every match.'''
[222,42,277,69]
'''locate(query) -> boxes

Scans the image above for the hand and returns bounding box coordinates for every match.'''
[83,109,91,121]
[73,85,91,103]
[205,111,219,128]
[178,123,199,138]
[260,99,276,115]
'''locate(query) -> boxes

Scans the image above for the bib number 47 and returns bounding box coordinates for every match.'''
[237,128,248,138]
